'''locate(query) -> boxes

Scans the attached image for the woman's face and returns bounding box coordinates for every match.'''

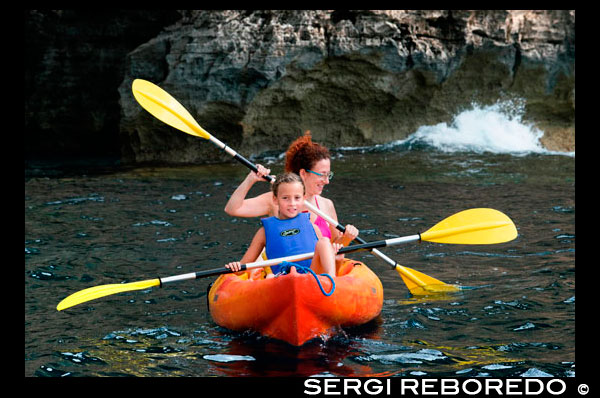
[302,158,331,196]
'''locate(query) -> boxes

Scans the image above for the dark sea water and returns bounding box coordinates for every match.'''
[25,146,575,378]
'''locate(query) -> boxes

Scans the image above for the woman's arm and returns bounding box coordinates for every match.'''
[224,165,274,218]
[225,191,274,218]
[320,197,358,246]
[312,223,323,240]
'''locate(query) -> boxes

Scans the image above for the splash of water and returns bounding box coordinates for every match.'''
[341,100,574,157]
[404,100,568,156]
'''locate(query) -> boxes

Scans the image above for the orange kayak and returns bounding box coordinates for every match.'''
[208,258,383,346]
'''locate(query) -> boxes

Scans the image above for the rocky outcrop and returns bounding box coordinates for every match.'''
[118,10,574,164]
[25,10,575,165]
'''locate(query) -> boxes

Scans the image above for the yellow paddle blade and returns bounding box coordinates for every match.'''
[420,208,517,245]
[131,79,211,140]
[395,265,461,295]
[56,278,161,311]
[406,284,462,295]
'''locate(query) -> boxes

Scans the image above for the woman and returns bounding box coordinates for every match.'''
[224,131,358,256]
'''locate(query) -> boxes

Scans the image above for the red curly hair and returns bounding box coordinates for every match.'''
[284,131,330,173]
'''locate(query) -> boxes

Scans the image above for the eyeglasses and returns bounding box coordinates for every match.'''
[306,169,334,181]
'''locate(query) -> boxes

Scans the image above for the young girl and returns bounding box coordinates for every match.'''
[225,173,342,278]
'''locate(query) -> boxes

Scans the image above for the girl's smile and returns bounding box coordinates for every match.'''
[274,181,305,219]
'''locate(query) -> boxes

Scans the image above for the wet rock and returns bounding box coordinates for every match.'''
[119,10,574,163]
[24,10,575,164]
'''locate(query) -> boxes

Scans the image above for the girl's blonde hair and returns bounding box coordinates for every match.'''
[271,172,305,198]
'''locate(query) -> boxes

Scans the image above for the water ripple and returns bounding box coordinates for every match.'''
[25,152,575,377]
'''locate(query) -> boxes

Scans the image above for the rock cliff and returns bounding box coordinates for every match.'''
[119,10,574,164]
[25,10,575,165]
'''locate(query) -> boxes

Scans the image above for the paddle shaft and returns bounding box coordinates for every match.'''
[304,201,410,270]
[158,235,418,285]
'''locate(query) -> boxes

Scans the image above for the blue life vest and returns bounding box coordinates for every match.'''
[261,213,318,274]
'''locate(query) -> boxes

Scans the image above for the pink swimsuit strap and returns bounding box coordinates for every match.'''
[312,197,332,239]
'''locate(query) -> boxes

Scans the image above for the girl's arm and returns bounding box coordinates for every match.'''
[225,227,266,272]
[240,227,267,264]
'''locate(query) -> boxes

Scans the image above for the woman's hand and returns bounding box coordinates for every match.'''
[335,225,358,259]
[248,164,272,184]
[342,224,359,243]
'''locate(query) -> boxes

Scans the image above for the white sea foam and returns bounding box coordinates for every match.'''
[340,100,574,157]
[203,354,256,363]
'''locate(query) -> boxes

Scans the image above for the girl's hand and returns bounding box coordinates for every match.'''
[332,242,343,254]
[225,262,242,272]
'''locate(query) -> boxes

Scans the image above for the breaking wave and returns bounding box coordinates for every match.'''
[340,100,574,157]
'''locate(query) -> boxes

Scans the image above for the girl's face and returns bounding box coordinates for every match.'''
[274,181,305,219]
[302,158,331,196]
